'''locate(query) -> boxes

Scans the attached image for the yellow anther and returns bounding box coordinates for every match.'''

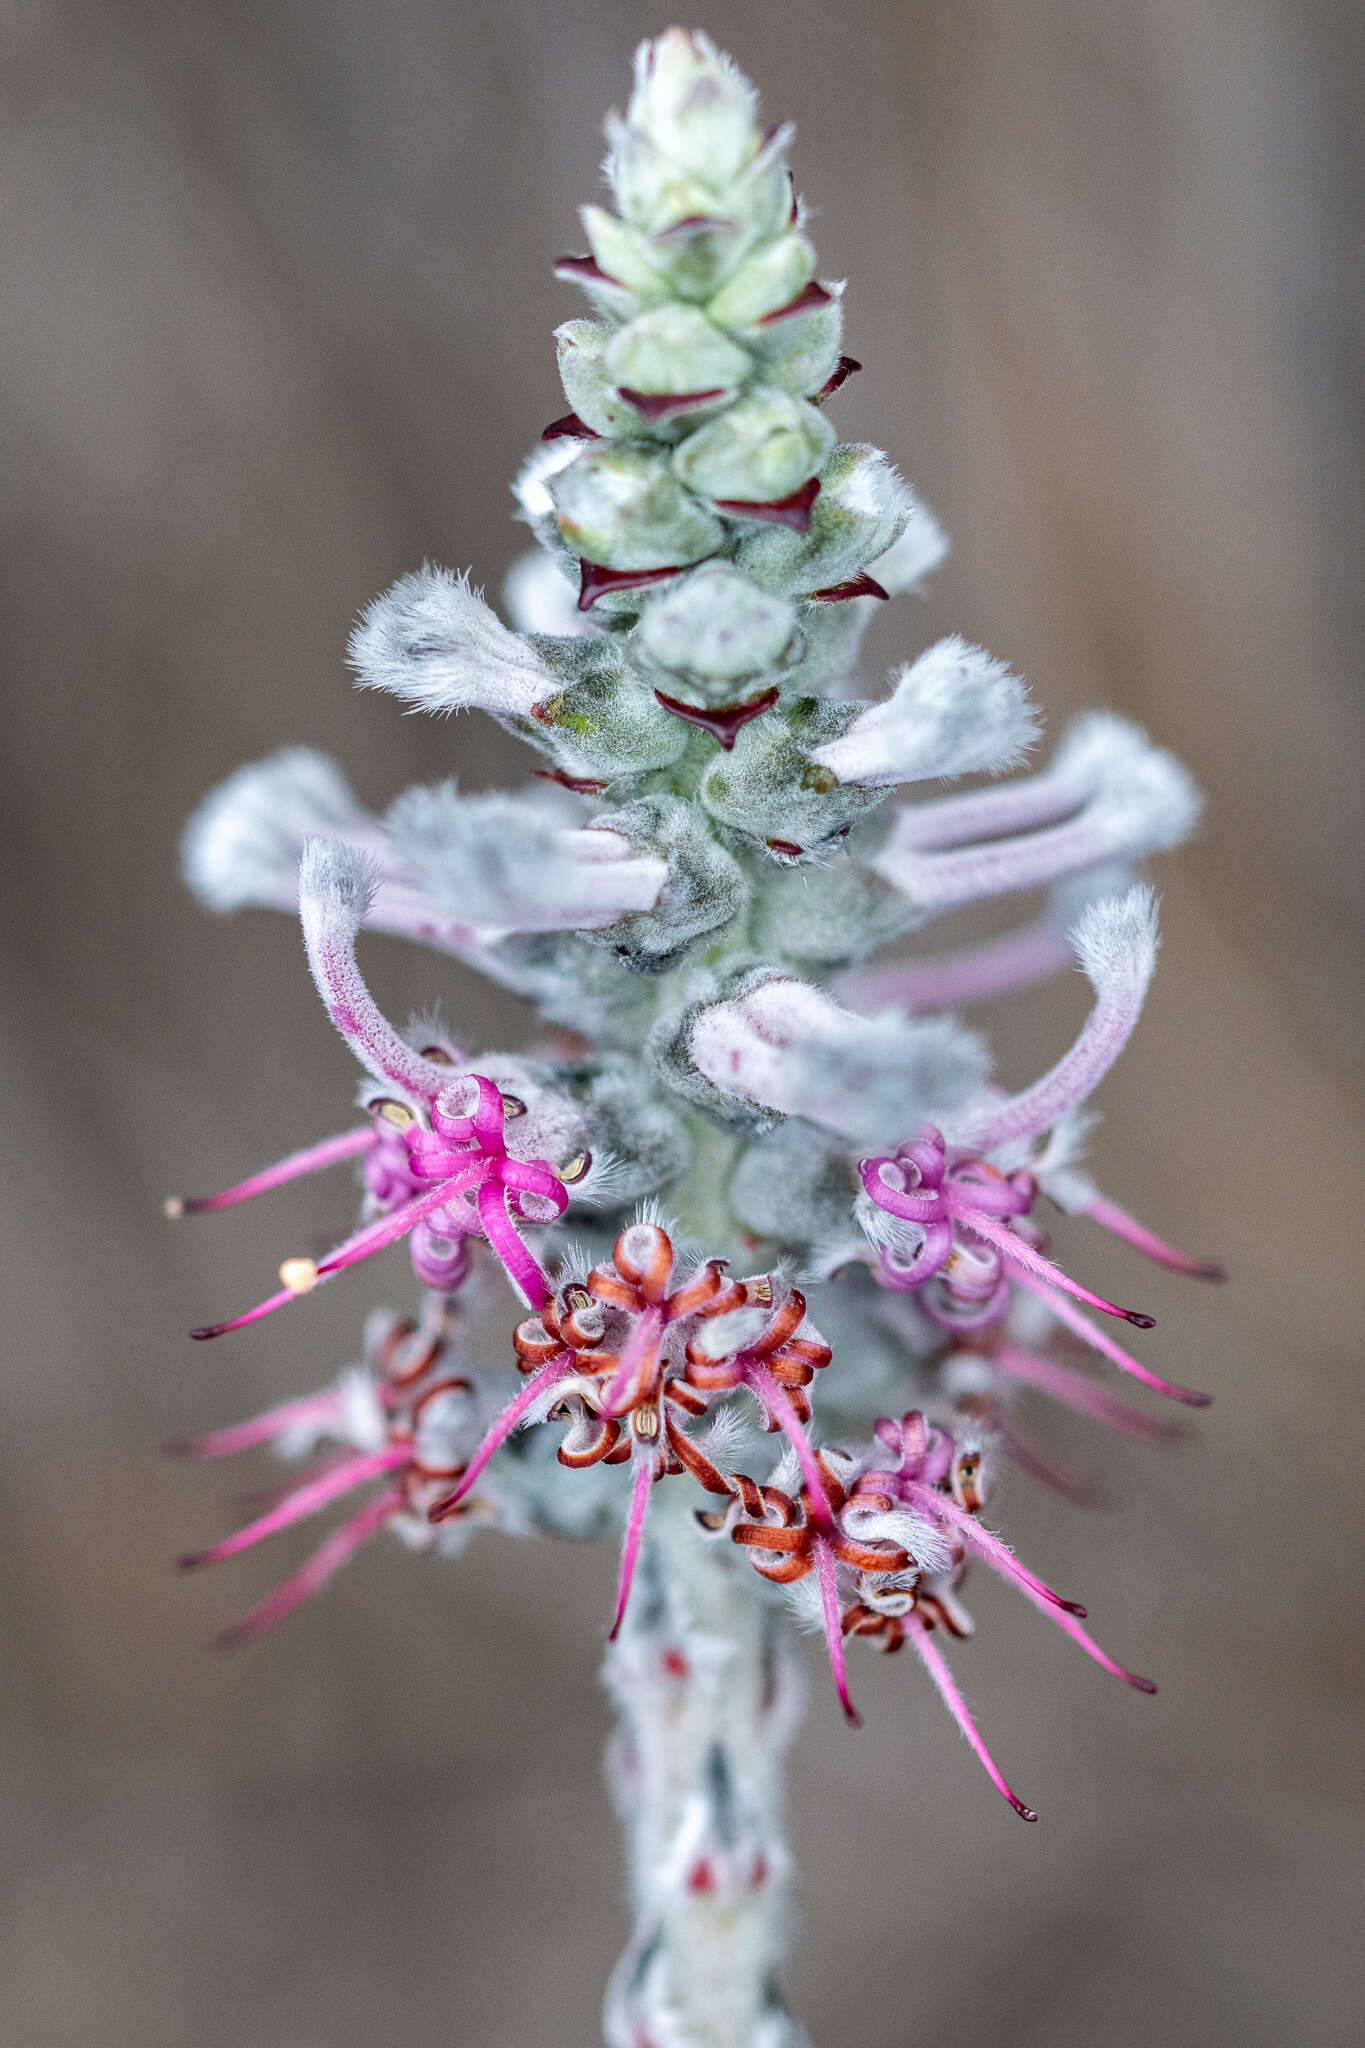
[278,1257,319,1295]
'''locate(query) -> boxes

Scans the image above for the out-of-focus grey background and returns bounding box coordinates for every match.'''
[2,3,1362,2043]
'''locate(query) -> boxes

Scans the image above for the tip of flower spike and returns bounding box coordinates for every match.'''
[278,1257,319,1295]
[162,1195,185,1219]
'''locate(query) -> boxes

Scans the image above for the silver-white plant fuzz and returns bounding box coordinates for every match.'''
[182,747,374,911]
[174,31,1217,2048]
[349,565,556,721]
[811,635,1040,788]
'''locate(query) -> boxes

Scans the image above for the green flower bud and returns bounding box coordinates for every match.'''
[634,563,798,694]
[698,696,885,856]
[735,444,914,594]
[581,205,667,300]
[550,444,725,569]
[671,385,835,504]
[602,306,751,415]
[750,287,847,397]
[555,322,647,437]
[707,233,816,328]
[625,28,762,186]
[526,636,689,780]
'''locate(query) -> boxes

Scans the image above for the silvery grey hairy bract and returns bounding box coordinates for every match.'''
[171,31,1220,2046]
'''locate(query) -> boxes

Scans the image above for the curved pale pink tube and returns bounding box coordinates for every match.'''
[836,915,1074,1015]
[172,1127,372,1214]
[212,1488,404,1650]
[965,966,1151,1154]
[904,1610,1036,1820]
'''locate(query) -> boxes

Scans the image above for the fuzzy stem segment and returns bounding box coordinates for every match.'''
[602,1490,809,2048]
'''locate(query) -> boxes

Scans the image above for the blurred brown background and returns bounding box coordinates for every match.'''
[2,2,1362,2043]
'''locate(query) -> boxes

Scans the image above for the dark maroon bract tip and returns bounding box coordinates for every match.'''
[576,560,690,611]
[177,1552,206,1573]
[616,385,727,424]
[189,1325,223,1342]
[757,280,834,325]
[654,686,779,750]
[1058,1599,1089,1619]
[1181,1389,1214,1409]
[1128,1674,1160,1696]
[1193,1260,1228,1283]
[1124,1312,1157,1330]
[809,571,890,603]
[714,477,821,533]
[816,355,862,401]
[533,767,608,794]
[1010,1797,1040,1823]
[554,253,614,284]
[541,412,599,442]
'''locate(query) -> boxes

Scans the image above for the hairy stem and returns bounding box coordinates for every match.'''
[602,1489,809,2048]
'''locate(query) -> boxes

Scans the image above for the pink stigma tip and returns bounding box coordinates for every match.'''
[1124,1312,1157,1330]
[189,1326,223,1342]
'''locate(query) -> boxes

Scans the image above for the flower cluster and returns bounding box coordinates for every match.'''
[173,23,1218,1878]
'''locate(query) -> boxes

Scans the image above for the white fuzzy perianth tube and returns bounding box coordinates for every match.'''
[602,1490,809,2048]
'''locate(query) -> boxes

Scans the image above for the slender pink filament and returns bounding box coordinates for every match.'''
[175,1128,372,1214]
[180,1445,408,1569]
[608,1455,655,1640]
[836,916,1072,1015]
[993,1345,1185,1441]
[213,1488,403,1650]
[1008,1574,1158,1692]
[814,1538,861,1726]
[191,1165,487,1340]
[1010,1269,1211,1406]
[599,1309,662,1418]
[904,1610,1036,1820]
[743,1362,836,1532]
[1084,1195,1224,1281]
[428,1354,572,1516]
[901,1479,1085,1615]
[166,1389,345,1460]
[955,1203,1152,1325]
[476,1174,553,1309]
